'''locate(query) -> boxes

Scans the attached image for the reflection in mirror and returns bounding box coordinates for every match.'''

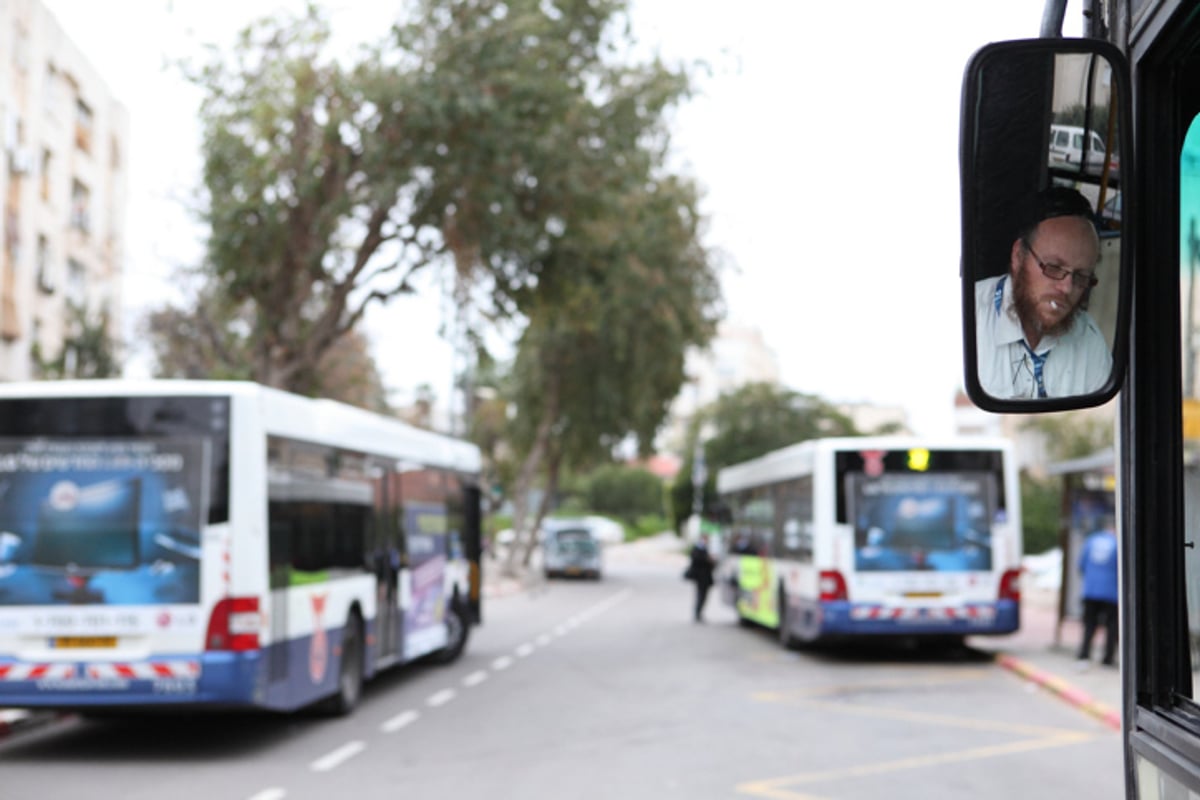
[964,48,1124,405]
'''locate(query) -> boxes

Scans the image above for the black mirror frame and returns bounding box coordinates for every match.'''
[960,38,1133,413]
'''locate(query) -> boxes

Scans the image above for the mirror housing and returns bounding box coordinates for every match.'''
[961,38,1132,412]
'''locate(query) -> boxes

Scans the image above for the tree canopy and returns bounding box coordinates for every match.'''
[149,0,705,405]
[669,382,860,529]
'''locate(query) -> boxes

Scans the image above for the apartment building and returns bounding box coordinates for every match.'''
[0,0,128,380]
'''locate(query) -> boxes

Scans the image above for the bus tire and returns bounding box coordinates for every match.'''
[431,594,470,664]
[778,587,798,650]
[322,613,364,716]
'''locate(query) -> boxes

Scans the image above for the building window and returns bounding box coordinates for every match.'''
[36,235,53,293]
[12,21,29,73]
[70,180,90,234]
[66,258,86,306]
[74,98,92,153]
[40,149,51,200]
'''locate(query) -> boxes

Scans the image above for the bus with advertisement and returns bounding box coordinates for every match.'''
[0,380,483,715]
[716,436,1021,648]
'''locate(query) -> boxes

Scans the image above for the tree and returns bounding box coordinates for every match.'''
[502,172,722,569]
[1022,409,1115,460]
[161,0,688,404]
[1018,409,1116,555]
[586,464,665,525]
[33,302,120,379]
[669,382,860,530]
[146,289,390,410]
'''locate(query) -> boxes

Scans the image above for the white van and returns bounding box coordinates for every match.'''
[1048,124,1118,177]
[541,520,603,579]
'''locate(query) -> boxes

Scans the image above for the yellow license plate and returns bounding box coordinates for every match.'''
[902,592,943,599]
[52,636,117,648]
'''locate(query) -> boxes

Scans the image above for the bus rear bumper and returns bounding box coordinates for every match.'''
[0,651,265,711]
[818,600,1020,638]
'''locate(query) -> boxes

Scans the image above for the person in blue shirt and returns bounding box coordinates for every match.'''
[1076,517,1119,667]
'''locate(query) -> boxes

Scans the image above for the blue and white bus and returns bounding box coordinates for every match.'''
[0,380,483,715]
[716,436,1021,647]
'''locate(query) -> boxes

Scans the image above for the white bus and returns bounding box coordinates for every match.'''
[716,436,1021,647]
[0,380,483,715]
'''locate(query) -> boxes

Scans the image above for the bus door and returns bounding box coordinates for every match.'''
[373,463,401,664]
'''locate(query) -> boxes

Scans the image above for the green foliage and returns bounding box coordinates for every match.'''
[33,302,120,379]
[627,514,668,541]
[668,382,860,529]
[1021,411,1114,461]
[1021,472,1063,555]
[586,465,666,524]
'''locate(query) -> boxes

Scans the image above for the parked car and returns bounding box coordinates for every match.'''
[542,523,603,579]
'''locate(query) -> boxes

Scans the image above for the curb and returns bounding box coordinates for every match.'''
[996,653,1121,731]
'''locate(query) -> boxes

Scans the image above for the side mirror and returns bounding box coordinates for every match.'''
[961,39,1132,411]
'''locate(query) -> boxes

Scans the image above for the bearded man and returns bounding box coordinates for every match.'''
[975,186,1113,398]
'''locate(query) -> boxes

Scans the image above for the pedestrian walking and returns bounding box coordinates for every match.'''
[1077,516,1119,668]
[684,534,717,622]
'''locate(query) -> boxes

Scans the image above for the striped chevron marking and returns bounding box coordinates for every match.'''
[0,664,78,680]
[85,661,201,680]
[0,661,200,680]
[848,605,997,621]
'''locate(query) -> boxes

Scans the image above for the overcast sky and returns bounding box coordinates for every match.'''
[38,0,1077,437]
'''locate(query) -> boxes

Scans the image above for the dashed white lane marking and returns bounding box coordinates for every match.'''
[310,740,366,772]
[380,709,420,733]
[273,588,633,791]
[247,789,286,800]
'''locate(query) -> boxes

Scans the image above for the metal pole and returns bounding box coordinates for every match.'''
[1039,0,1068,38]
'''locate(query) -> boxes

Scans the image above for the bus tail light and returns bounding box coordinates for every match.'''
[998,569,1022,603]
[206,596,261,651]
[818,570,848,602]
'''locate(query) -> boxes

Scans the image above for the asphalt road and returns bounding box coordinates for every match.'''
[0,539,1124,800]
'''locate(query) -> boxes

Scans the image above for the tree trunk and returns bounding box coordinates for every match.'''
[521,445,561,567]
[503,379,561,576]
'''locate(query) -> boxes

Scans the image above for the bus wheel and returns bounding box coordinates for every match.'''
[778,587,798,650]
[322,613,364,716]
[431,595,470,664]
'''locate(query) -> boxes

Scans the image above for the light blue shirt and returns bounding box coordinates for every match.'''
[975,275,1112,399]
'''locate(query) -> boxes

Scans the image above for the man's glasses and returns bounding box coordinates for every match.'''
[1025,242,1099,289]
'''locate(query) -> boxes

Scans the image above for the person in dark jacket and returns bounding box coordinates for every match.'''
[685,534,717,622]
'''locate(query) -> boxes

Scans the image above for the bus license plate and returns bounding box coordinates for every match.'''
[52,636,117,648]
[902,592,942,599]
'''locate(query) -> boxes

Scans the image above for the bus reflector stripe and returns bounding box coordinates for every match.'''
[849,605,997,621]
[85,661,201,680]
[0,664,77,680]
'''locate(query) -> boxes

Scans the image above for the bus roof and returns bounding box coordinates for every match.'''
[0,379,481,474]
[716,435,1014,495]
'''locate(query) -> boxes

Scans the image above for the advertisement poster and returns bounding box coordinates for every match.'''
[0,437,208,607]
[403,503,447,641]
[849,472,994,573]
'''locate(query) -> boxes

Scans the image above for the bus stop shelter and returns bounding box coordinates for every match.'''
[1045,447,1116,646]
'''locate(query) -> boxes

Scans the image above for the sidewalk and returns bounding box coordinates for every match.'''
[969,586,1122,731]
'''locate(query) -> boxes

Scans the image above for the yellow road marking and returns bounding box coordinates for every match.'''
[736,673,1098,798]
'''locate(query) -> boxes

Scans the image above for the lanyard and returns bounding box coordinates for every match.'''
[995,276,1048,398]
